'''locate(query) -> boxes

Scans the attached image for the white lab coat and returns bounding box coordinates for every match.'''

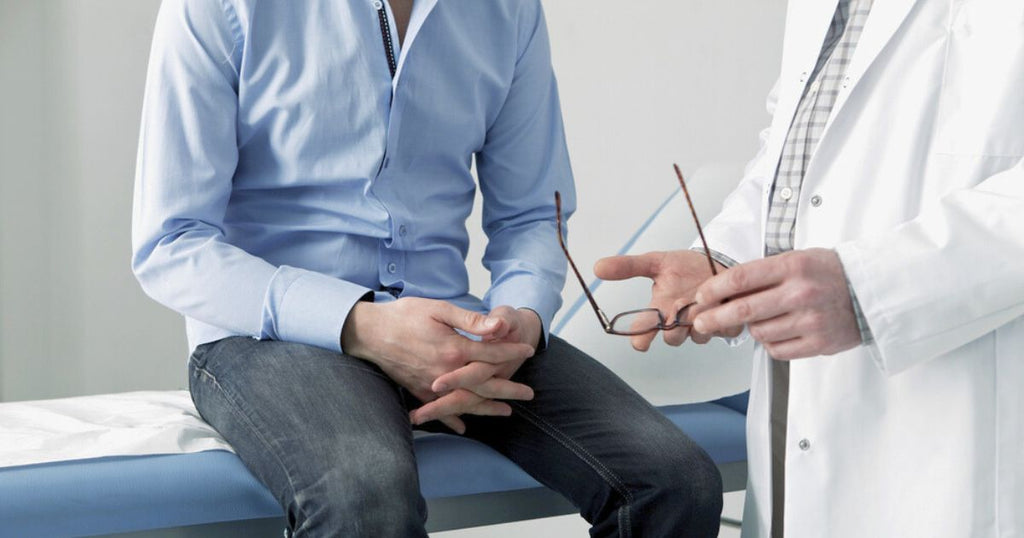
[702,0,1024,536]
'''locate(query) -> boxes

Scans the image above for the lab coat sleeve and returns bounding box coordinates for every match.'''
[836,157,1024,376]
[692,79,779,264]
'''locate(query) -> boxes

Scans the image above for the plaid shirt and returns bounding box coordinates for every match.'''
[765,0,875,345]
[765,2,873,536]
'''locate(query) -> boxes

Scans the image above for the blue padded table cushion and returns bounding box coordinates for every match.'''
[0,451,281,537]
[0,398,746,537]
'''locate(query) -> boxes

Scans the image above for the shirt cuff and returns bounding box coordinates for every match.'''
[846,278,875,346]
[484,275,560,346]
[263,266,373,353]
[690,247,740,269]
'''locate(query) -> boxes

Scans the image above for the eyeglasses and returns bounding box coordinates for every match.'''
[555,164,718,335]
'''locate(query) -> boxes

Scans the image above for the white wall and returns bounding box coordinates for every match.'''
[0,0,785,402]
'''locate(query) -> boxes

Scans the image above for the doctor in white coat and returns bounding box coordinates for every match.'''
[596,0,1024,536]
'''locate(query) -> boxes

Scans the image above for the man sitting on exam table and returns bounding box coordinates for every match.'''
[131,1,722,536]
[595,1,1024,537]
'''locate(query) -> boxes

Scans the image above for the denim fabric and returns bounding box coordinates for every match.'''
[188,336,722,537]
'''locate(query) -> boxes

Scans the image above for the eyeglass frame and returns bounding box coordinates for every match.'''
[554,164,719,336]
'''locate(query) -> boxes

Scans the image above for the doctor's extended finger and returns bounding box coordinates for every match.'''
[693,287,790,335]
[695,257,788,307]
[594,252,662,281]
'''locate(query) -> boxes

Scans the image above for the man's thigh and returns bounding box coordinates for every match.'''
[188,337,425,527]
[461,336,721,528]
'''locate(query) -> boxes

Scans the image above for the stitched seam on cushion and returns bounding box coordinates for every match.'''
[193,365,308,525]
[510,400,634,537]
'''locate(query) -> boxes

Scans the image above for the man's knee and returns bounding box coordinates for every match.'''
[290,457,427,537]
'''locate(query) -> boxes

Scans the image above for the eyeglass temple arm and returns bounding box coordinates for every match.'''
[674,164,718,277]
[555,191,613,331]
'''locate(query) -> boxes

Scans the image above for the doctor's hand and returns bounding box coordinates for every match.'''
[410,306,541,429]
[341,298,536,434]
[594,250,732,351]
[692,248,862,360]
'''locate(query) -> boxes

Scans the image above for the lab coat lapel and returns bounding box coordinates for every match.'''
[824,0,921,130]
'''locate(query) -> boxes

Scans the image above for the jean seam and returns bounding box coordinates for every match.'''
[192,364,308,527]
[509,401,634,538]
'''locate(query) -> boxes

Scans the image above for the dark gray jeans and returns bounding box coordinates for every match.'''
[188,335,722,537]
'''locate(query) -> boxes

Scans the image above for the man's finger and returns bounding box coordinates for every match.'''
[594,252,661,281]
[748,313,802,345]
[763,337,812,361]
[482,306,515,342]
[695,257,788,307]
[435,302,505,338]
[439,415,467,435]
[411,389,496,426]
[694,286,790,334]
[629,329,658,352]
[467,399,513,417]
[466,377,534,401]
[459,340,535,366]
[432,362,499,393]
[662,325,691,347]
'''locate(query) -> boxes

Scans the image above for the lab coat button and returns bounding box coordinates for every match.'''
[810,195,822,207]
[779,187,794,201]
[398,225,407,237]
[387,262,397,274]
[799,438,811,451]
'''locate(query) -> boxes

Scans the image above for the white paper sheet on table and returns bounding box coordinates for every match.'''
[0,390,233,468]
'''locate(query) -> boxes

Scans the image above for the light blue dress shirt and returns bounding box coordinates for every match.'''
[132,0,576,353]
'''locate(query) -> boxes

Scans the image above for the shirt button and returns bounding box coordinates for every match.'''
[779,187,794,201]
[798,438,811,451]
[398,225,407,237]
[810,195,823,207]
[387,262,397,274]
[383,157,391,169]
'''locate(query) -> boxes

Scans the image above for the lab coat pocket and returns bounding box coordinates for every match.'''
[934,2,1024,157]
